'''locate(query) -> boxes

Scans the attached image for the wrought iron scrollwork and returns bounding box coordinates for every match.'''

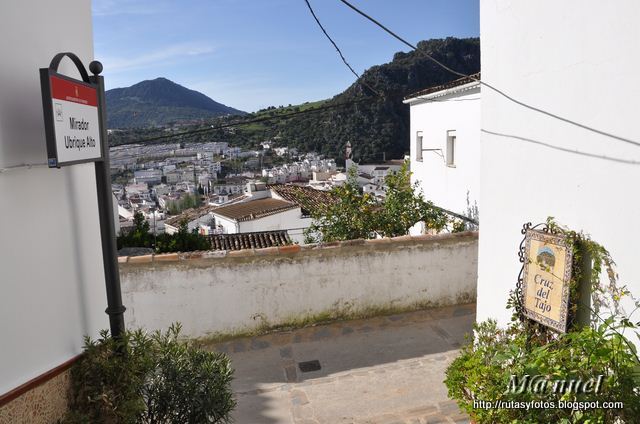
[515,222,554,316]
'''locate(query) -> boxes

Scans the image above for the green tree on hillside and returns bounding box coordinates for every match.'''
[305,167,377,242]
[155,222,210,253]
[376,162,448,237]
[117,211,153,249]
[305,162,448,243]
[117,213,210,253]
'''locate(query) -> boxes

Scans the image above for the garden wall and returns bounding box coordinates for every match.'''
[119,232,479,338]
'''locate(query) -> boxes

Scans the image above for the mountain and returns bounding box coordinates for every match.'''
[269,37,481,162]
[196,37,480,162]
[108,38,480,161]
[105,78,245,128]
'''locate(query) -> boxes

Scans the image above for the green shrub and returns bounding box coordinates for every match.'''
[445,319,640,423]
[445,219,640,423]
[154,222,210,254]
[63,324,235,424]
[118,215,211,254]
[304,162,448,243]
[118,212,154,250]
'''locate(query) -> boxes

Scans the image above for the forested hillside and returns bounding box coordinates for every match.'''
[106,78,245,128]
[109,38,480,162]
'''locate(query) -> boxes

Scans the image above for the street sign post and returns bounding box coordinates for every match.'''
[40,70,102,167]
[40,53,126,338]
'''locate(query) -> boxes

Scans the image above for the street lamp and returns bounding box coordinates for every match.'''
[150,207,157,249]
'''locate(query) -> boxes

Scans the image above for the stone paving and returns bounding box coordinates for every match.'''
[205,304,475,424]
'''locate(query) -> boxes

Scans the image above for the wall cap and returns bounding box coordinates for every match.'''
[119,231,479,266]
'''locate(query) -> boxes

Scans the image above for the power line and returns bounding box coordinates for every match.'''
[113,97,370,147]
[337,0,640,148]
[0,162,49,174]
[303,0,383,98]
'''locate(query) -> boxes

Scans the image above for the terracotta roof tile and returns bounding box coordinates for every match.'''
[207,231,290,251]
[212,198,297,222]
[267,184,337,216]
[165,204,218,227]
[404,72,480,100]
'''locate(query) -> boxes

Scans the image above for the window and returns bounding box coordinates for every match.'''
[446,130,456,167]
[416,131,423,161]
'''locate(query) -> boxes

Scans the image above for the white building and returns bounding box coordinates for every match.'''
[211,198,309,244]
[125,182,150,197]
[152,183,171,197]
[164,204,219,235]
[223,146,241,158]
[209,161,222,173]
[477,0,640,330]
[134,169,162,185]
[404,75,481,222]
[211,178,246,195]
[274,147,298,157]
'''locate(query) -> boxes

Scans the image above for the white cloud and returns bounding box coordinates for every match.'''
[98,43,216,73]
[92,0,167,17]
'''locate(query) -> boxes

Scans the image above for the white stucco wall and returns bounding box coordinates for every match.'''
[120,233,478,338]
[408,86,481,217]
[478,1,640,327]
[0,1,107,395]
[213,214,240,235]
[214,207,311,244]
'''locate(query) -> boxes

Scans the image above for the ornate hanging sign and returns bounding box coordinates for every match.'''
[40,53,103,167]
[518,224,573,333]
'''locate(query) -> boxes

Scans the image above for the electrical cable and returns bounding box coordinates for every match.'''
[337,0,640,148]
[113,97,370,147]
[303,0,383,98]
[481,129,640,165]
[0,162,49,174]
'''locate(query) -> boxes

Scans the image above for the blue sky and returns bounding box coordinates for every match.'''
[92,0,478,112]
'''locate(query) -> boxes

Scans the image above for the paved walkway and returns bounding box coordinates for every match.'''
[205,304,475,424]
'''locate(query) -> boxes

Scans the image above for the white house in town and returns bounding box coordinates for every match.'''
[404,74,481,230]
[164,204,220,235]
[477,0,640,332]
[133,169,162,185]
[211,197,310,244]
[163,182,324,242]
[343,157,404,196]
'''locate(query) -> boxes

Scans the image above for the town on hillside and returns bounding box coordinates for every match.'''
[111,137,411,247]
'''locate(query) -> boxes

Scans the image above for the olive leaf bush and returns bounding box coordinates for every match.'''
[445,218,640,423]
[62,323,235,424]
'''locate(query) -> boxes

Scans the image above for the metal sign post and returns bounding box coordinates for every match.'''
[40,53,126,338]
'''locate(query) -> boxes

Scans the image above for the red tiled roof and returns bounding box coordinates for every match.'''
[267,184,337,216]
[207,231,290,251]
[165,204,218,227]
[212,198,298,222]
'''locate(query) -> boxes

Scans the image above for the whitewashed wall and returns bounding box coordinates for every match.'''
[0,1,107,395]
[408,86,481,218]
[120,233,478,338]
[478,1,640,327]
[215,207,311,244]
